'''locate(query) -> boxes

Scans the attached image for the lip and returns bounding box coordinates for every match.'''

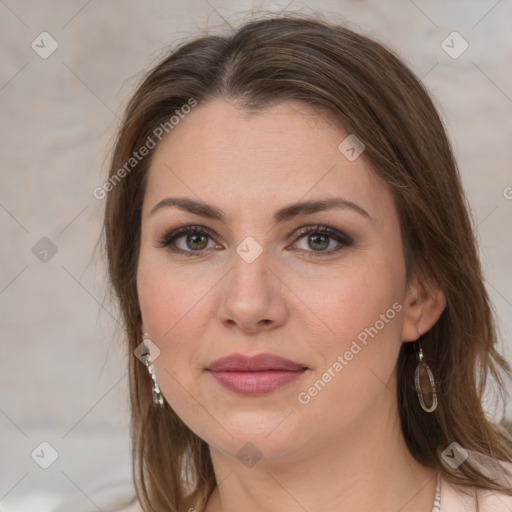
[207,353,308,396]
[208,353,307,372]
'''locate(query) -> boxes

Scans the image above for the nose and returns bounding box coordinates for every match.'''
[217,248,288,334]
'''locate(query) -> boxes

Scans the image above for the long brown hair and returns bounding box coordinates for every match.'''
[101,11,512,512]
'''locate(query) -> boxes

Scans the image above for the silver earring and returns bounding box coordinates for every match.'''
[414,341,438,413]
[142,333,164,407]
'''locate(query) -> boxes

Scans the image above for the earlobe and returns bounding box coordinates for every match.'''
[401,278,446,342]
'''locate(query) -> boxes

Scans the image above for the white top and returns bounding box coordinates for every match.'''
[441,466,512,512]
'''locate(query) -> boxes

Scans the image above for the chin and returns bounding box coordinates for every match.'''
[201,416,308,465]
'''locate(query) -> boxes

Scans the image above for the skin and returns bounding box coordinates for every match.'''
[137,98,446,512]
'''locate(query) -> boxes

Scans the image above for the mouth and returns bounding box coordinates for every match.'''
[206,353,309,396]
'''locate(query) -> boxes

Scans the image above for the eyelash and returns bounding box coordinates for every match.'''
[154,224,353,258]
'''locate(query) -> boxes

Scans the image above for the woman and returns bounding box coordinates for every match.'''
[102,13,512,512]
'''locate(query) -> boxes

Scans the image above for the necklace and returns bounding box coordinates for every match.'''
[431,472,441,511]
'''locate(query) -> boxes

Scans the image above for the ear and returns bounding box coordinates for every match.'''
[401,275,446,342]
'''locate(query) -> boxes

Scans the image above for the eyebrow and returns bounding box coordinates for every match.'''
[149,197,372,223]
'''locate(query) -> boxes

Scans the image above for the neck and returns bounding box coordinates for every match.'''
[204,396,438,512]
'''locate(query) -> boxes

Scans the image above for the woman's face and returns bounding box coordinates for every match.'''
[137,98,427,463]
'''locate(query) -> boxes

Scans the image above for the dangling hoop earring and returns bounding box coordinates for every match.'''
[414,340,438,413]
[142,333,164,408]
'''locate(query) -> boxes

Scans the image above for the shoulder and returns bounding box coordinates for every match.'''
[442,461,512,512]
[477,460,512,511]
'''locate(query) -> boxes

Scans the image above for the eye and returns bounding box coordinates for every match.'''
[154,225,220,257]
[155,224,353,258]
[289,225,353,256]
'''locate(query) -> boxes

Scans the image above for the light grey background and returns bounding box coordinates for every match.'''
[1,1,511,510]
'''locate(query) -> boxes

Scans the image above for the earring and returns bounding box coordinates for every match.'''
[414,341,438,413]
[142,333,164,408]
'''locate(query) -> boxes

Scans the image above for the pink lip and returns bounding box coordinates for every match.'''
[207,353,308,396]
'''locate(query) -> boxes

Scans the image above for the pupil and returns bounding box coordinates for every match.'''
[188,233,207,250]
[309,234,328,250]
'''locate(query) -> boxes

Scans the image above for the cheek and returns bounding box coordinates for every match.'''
[137,252,212,341]
[305,257,404,349]
[296,257,405,412]
[137,255,214,391]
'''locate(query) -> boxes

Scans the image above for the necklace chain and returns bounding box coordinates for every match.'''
[431,472,442,512]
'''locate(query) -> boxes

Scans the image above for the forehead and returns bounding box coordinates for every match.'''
[143,98,391,222]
